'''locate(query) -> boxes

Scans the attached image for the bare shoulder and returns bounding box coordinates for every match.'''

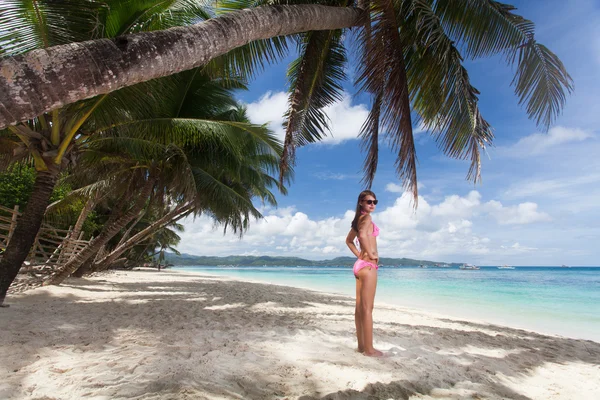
[357,214,372,229]
[359,214,372,223]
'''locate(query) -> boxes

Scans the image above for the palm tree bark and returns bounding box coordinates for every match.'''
[0,5,362,130]
[0,170,59,306]
[115,208,147,248]
[46,177,156,285]
[93,203,193,272]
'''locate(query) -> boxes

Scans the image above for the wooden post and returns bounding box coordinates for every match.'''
[55,226,74,266]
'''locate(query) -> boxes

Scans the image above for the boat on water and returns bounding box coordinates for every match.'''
[459,263,480,270]
[498,265,515,269]
[561,264,570,268]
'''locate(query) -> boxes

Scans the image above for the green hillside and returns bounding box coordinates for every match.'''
[164,253,460,267]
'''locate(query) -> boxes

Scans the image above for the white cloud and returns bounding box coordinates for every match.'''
[245,91,288,140]
[484,201,552,225]
[431,191,482,219]
[245,91,368,145]
[385,182,424,193]
[385,183,403,193]
[177,191,552,264]
[498,126,593,157]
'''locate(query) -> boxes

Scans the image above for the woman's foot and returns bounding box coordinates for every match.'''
[357,347,365,353]
[364,349,384,357]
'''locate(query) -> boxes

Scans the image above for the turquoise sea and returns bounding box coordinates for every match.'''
[173,265,600,342]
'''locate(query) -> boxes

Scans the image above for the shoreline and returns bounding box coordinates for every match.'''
[1,268,599,399]
[171,267,600,343]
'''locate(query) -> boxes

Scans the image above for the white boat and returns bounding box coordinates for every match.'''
[498,265,515,269]
[459,263,480,270]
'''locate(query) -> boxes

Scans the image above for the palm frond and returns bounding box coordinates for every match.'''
[358,91,382,189]
[203,0,291,82]
[433,0,573,129]
[92,117,282,162]
[104,0,211,37]
[0,0,108,56]
[281,30,347,183]
[356,0,417,199]
[401,0,493,184]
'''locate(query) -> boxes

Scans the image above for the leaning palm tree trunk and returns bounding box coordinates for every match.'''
[113,209,147,250]
[46,178,156,285]
[0,5,362,129]
[93,203,194,272]
[0,170,59,306]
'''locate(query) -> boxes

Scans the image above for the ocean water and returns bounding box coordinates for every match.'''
[172,265,600,342]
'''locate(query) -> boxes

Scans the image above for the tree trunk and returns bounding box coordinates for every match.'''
[116,208,147,248]
[0,170,59,306]
[71,257,95,278]
[46,178,156,285]
[94,203,193,271]
[0,5,362,129]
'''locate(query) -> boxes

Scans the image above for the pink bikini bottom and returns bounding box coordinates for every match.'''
[353,259,378,277]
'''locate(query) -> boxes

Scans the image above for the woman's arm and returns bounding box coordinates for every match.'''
[345,229,360,258]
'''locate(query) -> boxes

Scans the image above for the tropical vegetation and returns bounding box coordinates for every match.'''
[0,0,572,303]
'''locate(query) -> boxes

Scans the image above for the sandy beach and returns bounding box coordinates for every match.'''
[0,269,598,400]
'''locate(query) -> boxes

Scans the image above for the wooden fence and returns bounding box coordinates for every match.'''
[0,204,91,268]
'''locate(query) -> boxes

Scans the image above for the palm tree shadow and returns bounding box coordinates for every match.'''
[1,274,598,400]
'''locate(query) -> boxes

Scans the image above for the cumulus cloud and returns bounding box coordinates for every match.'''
[484,201,552,225]
[385,182,424,193]
[498,126,593,157]
[245,91,368,144]
[177,191,551,262]
[385,183,404,193]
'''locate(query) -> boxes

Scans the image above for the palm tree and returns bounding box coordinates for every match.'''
[0,1,572,191]
[0,1,573,299]
[46,70,287,285]
[0,0,226,304]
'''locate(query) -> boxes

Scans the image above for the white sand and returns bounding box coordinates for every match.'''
[1,269,598,400]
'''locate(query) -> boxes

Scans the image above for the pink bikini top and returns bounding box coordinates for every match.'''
[361,211,380,237]
[372,222,380,237]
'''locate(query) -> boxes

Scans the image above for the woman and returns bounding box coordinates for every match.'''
[345,190,383,357]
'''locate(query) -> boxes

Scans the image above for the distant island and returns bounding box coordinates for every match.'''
[164,253,461,267]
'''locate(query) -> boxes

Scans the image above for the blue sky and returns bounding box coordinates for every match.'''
[178,0,600,266]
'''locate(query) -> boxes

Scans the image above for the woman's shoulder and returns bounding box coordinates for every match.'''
[358,213,372,226]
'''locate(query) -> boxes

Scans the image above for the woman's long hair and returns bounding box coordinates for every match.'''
[351,190,376,232]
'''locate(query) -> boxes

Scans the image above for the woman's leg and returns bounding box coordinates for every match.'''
[357,266,383,357]
[355,276,364,352]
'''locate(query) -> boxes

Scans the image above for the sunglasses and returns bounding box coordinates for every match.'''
[364,199,378,205]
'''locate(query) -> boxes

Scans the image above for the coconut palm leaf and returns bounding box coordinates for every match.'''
[356,0,416,198]
[401,0,493,183]
[91,118,281,159]
[104,0,211,37]
[432,0,573,129]
[204,0,291,81]
[0,0,108,56]
[280,30,347,181]
[358,90,382,189]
